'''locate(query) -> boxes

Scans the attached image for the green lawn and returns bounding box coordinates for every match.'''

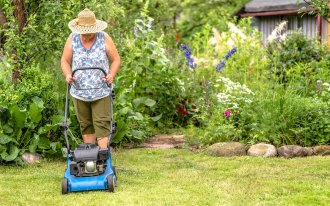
[0,149,329,206]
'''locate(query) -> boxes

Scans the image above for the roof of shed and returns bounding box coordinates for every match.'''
[245,0,310,12]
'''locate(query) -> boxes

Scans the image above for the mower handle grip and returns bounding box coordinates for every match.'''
[72,67,107,76]
[71,67,112,89]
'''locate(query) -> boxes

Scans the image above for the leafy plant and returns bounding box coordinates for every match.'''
[236,87,330,146]
[267,31,327,84]
[299,0,330,20]
[0,97,63,164]
[117,12,186,129]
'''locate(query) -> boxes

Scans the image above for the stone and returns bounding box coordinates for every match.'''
[247,143,277,157]
[304,147,315,156]
[22,152,42,164]
[205,142,246,157]
[313,145,330,156]
[277,145,310,158]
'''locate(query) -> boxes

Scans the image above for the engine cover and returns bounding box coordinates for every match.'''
[74,143,99,162]
[70,143,109,177]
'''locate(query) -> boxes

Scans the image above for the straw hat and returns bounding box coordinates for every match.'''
[68,8,107,34]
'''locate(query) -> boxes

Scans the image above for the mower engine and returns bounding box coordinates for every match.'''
[69,143,108,177]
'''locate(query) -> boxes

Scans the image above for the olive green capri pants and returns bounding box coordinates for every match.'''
[72,96,111,138]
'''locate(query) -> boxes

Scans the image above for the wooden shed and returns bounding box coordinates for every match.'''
[236,0,329,45]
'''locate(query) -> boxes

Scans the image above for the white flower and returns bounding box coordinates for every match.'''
[268,21,287,43]
[227,38,235,48]
[244,99,253,104]
[228,23,247,40]
[209,28,221,45]
[216,77,255,107]
[232,103,239,109]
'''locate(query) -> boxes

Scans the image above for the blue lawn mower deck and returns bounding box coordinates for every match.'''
[61,67,117,194]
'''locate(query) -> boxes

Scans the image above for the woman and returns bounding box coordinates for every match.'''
[61,8,120,148]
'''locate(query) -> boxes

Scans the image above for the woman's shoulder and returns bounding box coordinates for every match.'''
[71,33,81,46]
[99,31,112,39]
[71,32,79,39]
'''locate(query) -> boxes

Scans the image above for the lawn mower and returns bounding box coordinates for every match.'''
[61,67,117,194]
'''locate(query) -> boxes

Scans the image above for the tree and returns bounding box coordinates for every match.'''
[175,0,249,38]
[301,0,330,22]
[0,9,7,50]
[13,0,26,34]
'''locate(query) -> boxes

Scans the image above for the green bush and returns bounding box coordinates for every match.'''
[184,76,256,145]
[184,111,238,146]
[0,62,62,119]
[236,87,330,146]
[116,15,186,129]
[0,97,63,164]
[188,86,330,147]
[267,31,328,84]
[0,61,72,163]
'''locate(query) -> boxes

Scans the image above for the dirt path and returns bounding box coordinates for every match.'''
[136,134,185,149]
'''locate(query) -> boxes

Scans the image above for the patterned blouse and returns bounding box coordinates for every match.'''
[70,32,110,101]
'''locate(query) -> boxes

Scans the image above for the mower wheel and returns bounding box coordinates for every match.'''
[107,175,115,192]
[112,165,117,187]
[62,178,68,194]
[112,165,117,180]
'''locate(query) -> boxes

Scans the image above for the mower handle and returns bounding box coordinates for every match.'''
[62,67,115,154]
[71,67,111,90]
[71,67,107,76]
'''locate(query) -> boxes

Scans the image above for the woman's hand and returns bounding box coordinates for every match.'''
[105,73,114,85]
[65,74,75,84]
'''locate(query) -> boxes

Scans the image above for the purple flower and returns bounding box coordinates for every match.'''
[181,44,188,50]
[215,48,237,73]
[216,61,225,73]
[181,44,197,70]
[224,48,237,60]
[224,109,231,118]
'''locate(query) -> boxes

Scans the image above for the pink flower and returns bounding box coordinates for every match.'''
[224,109,231,118]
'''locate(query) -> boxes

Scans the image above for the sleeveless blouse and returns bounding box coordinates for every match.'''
[70,32,110,101]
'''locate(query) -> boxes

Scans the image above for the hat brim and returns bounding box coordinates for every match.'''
[68,19,108,34]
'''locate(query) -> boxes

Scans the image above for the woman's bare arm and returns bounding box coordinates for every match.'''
[61,34,74,83]
[104,33,121,84]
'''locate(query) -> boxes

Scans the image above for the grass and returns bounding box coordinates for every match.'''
[0,148,329,206]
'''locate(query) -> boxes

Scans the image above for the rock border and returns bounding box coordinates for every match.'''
[205,142,330,158]
[135,135,330,158]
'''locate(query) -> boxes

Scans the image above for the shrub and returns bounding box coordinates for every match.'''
[267,30,328,84]
[0,97,63,164]
[236,87,330,146]
[0,61,71,163]
[116,15,186,130]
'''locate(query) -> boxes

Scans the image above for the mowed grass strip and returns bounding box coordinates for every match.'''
[0,149,329,206]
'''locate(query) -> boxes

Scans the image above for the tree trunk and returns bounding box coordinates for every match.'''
[12,0,26,82]
[0,9,7,49]
[0,9,6,28]
[13,0,26,34]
